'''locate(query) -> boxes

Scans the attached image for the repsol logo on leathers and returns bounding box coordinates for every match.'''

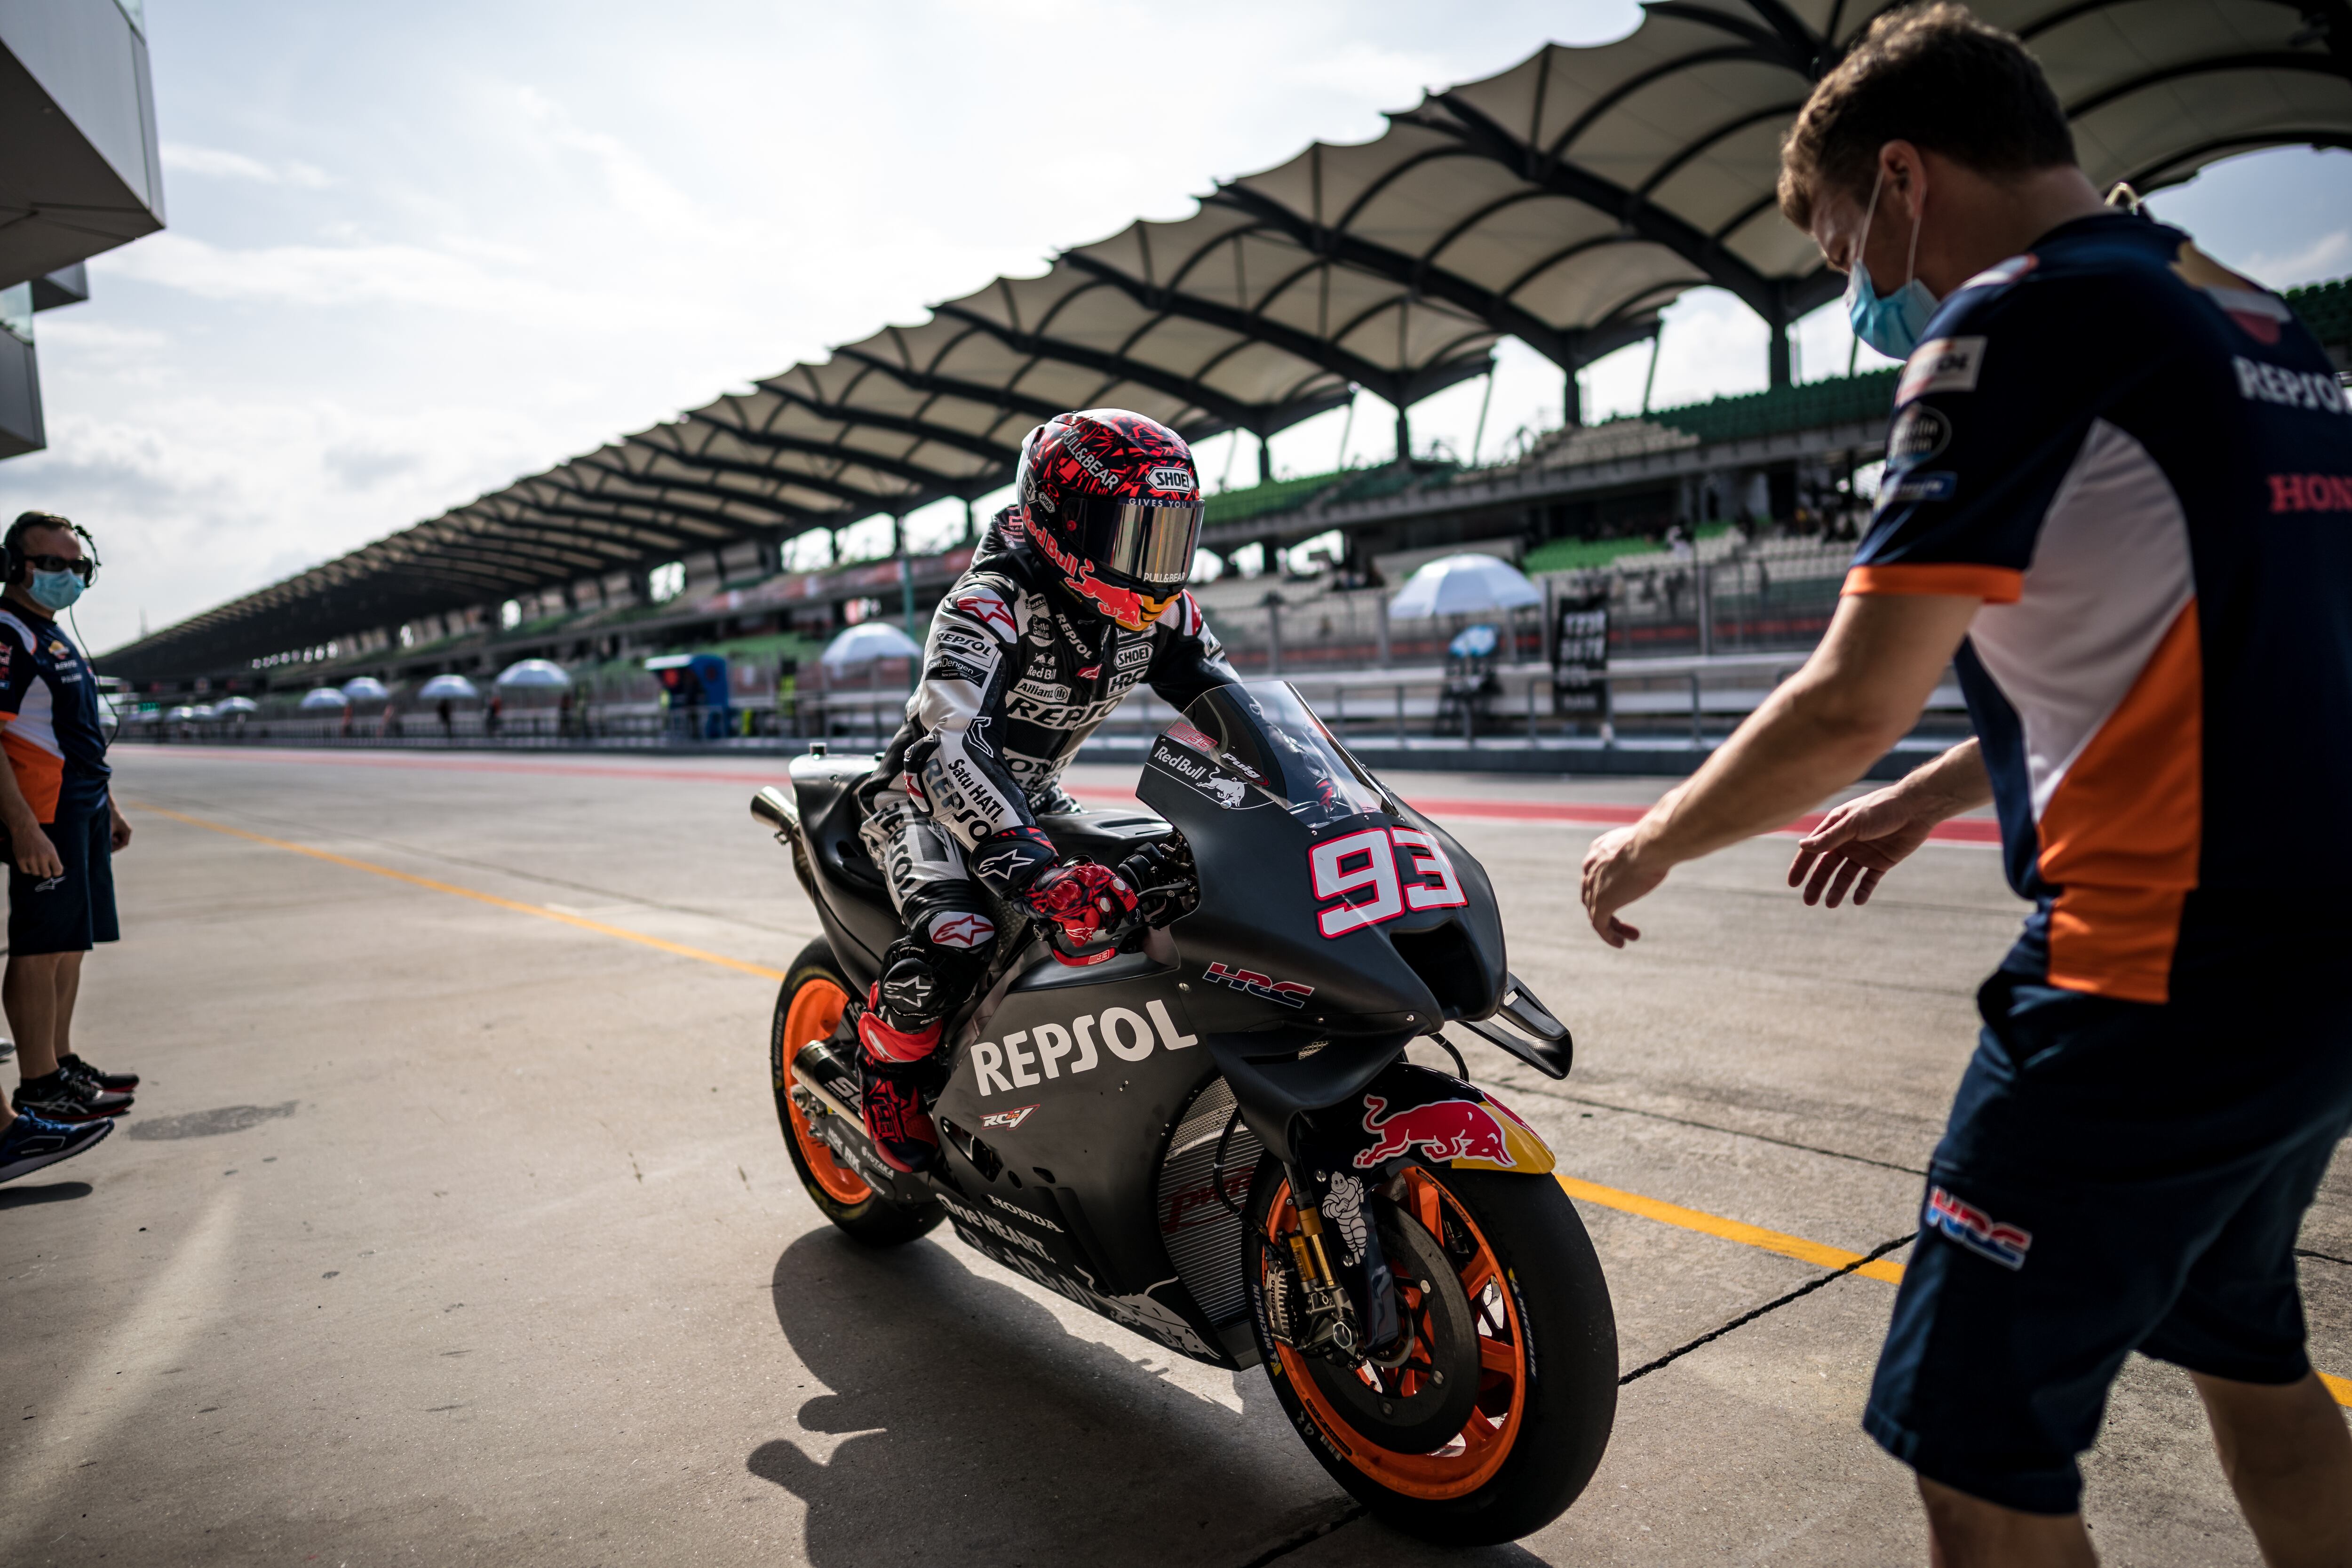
[974,1001,1197,1095]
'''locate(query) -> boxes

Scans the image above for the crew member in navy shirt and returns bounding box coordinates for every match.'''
[0,511,140,1132]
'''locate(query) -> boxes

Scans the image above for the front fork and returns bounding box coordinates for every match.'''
[1273,1153,1403,1363]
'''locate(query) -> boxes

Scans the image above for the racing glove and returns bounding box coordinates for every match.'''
[1022,858,1139,965]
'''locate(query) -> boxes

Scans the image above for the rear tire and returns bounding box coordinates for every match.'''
[1248,1161,1616,1545]
[771,938,941,1248]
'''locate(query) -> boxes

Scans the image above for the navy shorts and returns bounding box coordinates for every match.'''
[8,807,119,956]
[1865,951,2352,1514]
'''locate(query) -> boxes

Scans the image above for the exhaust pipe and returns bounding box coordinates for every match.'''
[751,785,800,838]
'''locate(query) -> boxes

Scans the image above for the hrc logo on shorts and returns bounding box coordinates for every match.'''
[1925,1185,2033,1270]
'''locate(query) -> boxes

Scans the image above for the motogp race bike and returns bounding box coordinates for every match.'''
[750,682,1616,1544]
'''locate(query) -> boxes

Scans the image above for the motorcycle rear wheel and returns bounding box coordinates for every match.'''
[770,938,941,1248]
[1248,1160,1616,1545]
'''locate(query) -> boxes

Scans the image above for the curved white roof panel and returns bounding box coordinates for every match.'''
[111,0,2352,677]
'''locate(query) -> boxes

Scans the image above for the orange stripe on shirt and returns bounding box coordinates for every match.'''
[1,728,64,824]
[2036,601,2203,1004]
[1842,564,2024,601]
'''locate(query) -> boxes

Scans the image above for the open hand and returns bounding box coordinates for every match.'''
[1787,786,1937,907]
[1580,825,1668,948]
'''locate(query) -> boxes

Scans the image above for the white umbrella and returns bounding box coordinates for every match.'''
[215,696,259,715]
[494,658,572,689]
[298,687,349,710]
[1386,553,1543,620]
[342,676,391,702]
[417,674,479,700]
[167,704,198,720]
[188,703,218,720]
[820,621,922,670]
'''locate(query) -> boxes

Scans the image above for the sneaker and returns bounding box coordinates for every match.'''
[58,1053,138,1092]
[0,1110,111,1183]
[13,1070,133,1123]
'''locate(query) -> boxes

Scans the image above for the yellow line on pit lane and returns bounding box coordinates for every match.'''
[139,801,2352,1409]
[1556,1173,1909,1284]
[128,801,788,983]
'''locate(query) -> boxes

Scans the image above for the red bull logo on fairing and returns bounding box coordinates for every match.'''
[1354,1095,1516,1170]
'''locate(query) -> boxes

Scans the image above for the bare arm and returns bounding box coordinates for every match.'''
[0,719,62,878]
[1579,592,1981,945]
[1785,738,1986,907]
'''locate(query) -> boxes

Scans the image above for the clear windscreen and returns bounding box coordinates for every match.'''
[1167,682,1391,830]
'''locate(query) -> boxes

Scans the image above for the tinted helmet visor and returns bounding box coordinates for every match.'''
[1073,494,1202,588]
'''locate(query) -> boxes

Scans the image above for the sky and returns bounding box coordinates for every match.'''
[5,0,2349,654]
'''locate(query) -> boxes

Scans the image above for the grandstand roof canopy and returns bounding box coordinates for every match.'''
[109,0,2352,680]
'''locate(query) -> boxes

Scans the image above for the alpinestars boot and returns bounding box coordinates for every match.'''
[855,982,942,1175]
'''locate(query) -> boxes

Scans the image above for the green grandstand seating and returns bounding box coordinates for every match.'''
[2285,276,2350,357]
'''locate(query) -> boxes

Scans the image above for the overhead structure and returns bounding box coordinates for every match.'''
[106,0,2352,683]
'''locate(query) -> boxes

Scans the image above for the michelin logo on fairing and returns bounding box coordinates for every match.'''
[972,1001,1198,1095]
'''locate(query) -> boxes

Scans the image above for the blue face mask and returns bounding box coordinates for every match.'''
[28,569,85,612]
[1844,167,1939,360]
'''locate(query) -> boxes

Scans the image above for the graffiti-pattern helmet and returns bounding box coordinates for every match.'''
[1015,409,1203,629]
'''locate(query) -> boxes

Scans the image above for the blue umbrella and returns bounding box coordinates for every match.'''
[342,676,391,702]
[298,687,349,710]
[417,674,479,700]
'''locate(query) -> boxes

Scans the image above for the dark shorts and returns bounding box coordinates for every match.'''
[1864,955,2352,1514]
[8,807,118,956]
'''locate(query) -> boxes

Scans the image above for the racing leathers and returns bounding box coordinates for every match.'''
[849,512,1236,1167]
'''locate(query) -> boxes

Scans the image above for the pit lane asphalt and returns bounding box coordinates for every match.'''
[1,747,2343,1567]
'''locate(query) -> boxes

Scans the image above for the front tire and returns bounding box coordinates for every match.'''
[770,938,940,1248]
[1248,1161,1616,1545]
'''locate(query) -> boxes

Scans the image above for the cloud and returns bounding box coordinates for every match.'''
[2245,229,2351,290]
[160,142,333,188]
[93,231,620,324]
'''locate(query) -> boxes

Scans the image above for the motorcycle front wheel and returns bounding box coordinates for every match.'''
[770,938,941,1248]
[1247,1160,1617,1545]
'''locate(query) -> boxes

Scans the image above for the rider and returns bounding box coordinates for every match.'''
[851,408,1238,1171]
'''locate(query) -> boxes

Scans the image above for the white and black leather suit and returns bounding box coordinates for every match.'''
[853,510,1239,1029]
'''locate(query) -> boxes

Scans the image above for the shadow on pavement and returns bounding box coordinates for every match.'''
[124,1101,298,1140]
[751,1228,1352,1567]
[0,1179,92,1209]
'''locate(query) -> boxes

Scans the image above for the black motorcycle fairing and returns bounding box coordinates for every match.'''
[928,955,1240,1366]
[1138,684,1513,1041]
[790,751,895,990]
[1203,1028,1408,1167]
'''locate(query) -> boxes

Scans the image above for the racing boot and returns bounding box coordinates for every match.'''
[855,951,946,1174]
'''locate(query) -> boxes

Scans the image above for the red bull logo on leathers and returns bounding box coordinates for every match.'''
[1355,1094,1526,1171]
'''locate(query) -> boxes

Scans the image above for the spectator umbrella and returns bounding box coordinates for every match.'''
[1387,554,1542,620]
[819,622,922,670]
[298,687,348,710]
[416,674,479,701]
[494,659,572,689]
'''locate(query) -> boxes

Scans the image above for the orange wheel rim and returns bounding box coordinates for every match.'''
[779,976,872,1205]
[1266,1167,1528,1501]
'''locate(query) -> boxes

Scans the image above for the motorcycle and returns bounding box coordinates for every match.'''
[750,681,1616,1544]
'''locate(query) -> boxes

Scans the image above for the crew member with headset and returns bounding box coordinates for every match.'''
[0,511,140,1168]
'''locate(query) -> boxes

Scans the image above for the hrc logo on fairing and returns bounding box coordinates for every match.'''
[1924,1185,2032,1270]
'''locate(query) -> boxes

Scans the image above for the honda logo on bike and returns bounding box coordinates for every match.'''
[972,1000,1199,1096]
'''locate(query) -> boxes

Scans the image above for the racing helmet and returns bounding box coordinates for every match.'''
[1015,409,1203,630]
